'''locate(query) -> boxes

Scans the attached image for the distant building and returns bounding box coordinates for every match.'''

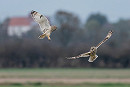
[7,17,33,37]
[1,14,51,37]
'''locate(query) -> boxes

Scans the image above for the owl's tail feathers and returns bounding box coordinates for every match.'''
[38,34,46,39]
[88,55,98,62]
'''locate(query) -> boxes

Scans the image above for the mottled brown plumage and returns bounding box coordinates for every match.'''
[66,30,113,62]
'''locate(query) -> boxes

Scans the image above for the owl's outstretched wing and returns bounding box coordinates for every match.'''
[96,30,113,48]
[31,10,51,33]
[66,52,91,59]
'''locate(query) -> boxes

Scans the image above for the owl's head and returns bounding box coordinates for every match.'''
[51,25,57,32]
[90,46,97,53]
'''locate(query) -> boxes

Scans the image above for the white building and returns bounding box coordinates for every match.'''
[8,17,32,37]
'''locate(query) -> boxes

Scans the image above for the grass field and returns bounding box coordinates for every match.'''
[0,83,130,87]
[0,68,130,87]
[0,68,130,79]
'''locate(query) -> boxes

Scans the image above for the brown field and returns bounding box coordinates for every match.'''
[0,78,130,84]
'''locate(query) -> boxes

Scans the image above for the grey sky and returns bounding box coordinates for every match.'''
[0,0,130,22]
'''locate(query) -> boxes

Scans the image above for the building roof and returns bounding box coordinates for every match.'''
[9,17,31,26]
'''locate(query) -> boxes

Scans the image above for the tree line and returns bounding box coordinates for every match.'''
[0,10,130,68]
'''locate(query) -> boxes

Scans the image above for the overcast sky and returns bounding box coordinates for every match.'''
[0,0,130,22]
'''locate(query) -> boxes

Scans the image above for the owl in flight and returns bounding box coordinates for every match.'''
[31,10,57,40]
[67,30,113,62]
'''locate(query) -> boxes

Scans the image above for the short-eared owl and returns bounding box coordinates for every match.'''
[66,30,113,62]
[31,10,57,40]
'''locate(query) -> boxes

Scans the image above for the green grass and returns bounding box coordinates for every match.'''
[0,83,130,87]
[0,68,130,79]
[0,68,130,87]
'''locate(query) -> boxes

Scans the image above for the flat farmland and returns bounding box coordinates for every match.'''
[0,68,130,79]
[0,68,130,87]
